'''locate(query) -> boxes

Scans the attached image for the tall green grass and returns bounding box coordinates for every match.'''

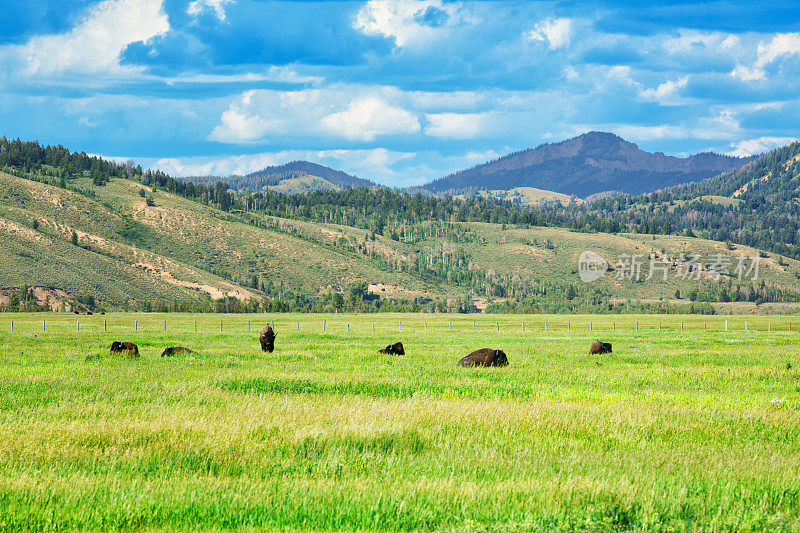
[0,313,798,531]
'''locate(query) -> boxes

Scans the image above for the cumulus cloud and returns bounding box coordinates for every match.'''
[187,0,235,21]
[209,89,421,143]
[0,0,168,78]
[640,77,689,104]
[354,0,466,47]
[528,18,573,49]
[424,112,488,139]
[733,33,800,81]
[321,96,421,141]
[727,136,796,157]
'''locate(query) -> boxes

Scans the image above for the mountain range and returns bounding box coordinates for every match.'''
[423,132,756,197]
[194,132,757,199]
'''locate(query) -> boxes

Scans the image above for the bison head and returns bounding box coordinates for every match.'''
[493,349,509,366]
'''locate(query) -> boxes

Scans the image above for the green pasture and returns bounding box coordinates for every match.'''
[0,313,798,531]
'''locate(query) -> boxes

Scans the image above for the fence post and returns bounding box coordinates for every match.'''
[449,321,452,331]
[473,321,475,332]
[77,320,79,332]
[745,321,748,332]
[704,322,707,331]
[323,319,326,332]
[347,323,350,332]
[43,320,46,332]
[10,320,12,333]
[399,320,402,332]
[658,321,661,331]
[297,321,300,331]
[769,321,771,333]
[104,320,107,332]
[636,321,638,331]
[496,322,499,331]
[568,321,570,331]
[195,320,197,332]
[613,321,615,331]
[424,322,427,331]
[248,321,250,332]
[725,320,728,331]
[681,321,683,331]
[372,323,375,332]
[135,320,138,332]
[220,320,222,332]
[589,321,592,332]
[164,320,166,332]
[271,320,274,330]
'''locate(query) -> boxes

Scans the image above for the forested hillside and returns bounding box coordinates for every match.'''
[2,136,800,314]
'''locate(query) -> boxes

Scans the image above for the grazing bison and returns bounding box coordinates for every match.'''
[260,325,276,353]
[110,341,139,357]
[161,346,194,357]
[379,341,405,355]
[589,341,612,355]
[458,348,509,367]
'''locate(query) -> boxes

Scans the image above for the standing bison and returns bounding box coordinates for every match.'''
[260,325,276,353]
[379,342,405,355]
[458,348,508,367]
[589,341,612,355]
[110,341,139,357]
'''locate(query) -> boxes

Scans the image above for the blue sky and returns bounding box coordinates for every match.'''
[1,0,799,186]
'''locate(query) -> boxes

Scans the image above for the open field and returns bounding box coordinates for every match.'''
[1,313,799,531]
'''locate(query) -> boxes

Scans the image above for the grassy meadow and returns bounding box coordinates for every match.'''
[0,313,799,531]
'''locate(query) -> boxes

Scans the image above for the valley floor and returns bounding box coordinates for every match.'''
[1,313,798,531]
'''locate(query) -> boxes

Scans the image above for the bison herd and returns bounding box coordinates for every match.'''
[106,323,613,366]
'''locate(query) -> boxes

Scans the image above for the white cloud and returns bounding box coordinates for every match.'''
[733,33,800,81]
[424,112,487,139]
[528,18,573,49]
[727,137,796,157]
[640,77,688,104]
[0,0,168,78]
[354,0,466,48]
[662,30,740,55]
[321,96,420,141]
[187,0,235,21]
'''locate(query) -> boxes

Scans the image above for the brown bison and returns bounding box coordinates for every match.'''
[161,346,194,357]
[589,341,612,355]
[260,325,276,353]
[458,348,509,367]
[110,341,139,357]
[379,341,405,355]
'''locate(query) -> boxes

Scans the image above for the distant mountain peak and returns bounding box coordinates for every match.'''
[186,160,376,194]
[424,132,757,197]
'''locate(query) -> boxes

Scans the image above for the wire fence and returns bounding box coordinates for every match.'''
[0,315,795,335]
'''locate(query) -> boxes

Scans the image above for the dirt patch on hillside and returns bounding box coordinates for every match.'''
[0,218,52,244]
[368,283,427,298]
[133,262,254,300]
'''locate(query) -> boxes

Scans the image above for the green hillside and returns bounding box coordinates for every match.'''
[3,168,800,313]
